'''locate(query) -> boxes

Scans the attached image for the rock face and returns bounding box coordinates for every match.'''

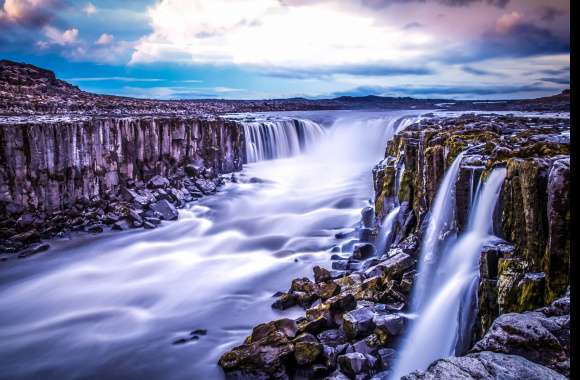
[218,114,570,380]
[0,116,244,254]
[372,114,570,338]
[401,293,570,379]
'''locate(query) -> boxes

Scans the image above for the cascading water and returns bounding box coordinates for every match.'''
[0,110,424,380]
[391,167,507,378]
[411,152,465,311]
[376,206,400,256]
[241,118,325,162]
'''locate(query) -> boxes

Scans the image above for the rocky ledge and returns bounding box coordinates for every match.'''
[218,114,570,379]
[0,116,245,258]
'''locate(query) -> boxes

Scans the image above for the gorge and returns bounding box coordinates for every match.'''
[0,61,571,380]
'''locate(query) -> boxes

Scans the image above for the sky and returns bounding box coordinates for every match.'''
[0,0,570,100]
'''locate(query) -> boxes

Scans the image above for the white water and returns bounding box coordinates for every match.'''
[392,167,507,378]
[411,152,465,311]
[0,110,423,380]
[241,118,325,162]
[376,206,401,256]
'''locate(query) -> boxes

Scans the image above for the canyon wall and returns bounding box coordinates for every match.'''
[0,116,244,215]
[373,114,570,339]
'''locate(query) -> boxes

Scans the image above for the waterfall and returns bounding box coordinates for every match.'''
[241,119,325,162]
[391,167,507,379]
[376,206,401,256]
[411,152,465,311]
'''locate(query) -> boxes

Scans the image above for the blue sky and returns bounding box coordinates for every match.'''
[0,0,570,100]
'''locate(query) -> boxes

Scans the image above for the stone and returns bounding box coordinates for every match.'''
[325,370,351,380]
[148,175,170,189]
[112,219,131,231]
[373,314,407,345]
[272,292,298,310]
[293,333,323,365]
[337,352,377,377]
[195,178,217,194]
[352,243,376,260]
[343,307,376,340]
[361,206,375,228]
[376,348,396,370]
[318,282,340,300]
[314,266,332,283]
[149,200,178,221]
[9,229,40,243]
[317,329,347,347]
[401,352,567,380]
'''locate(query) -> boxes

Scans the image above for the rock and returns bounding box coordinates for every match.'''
[325,369,351,380]
[248,319,298,343]
[361,206,375,228]
[373,314,407,345]
[352,334,380,355]
[9,229,40,243]
[297,316,327,335]
[352,243,376,260]
[185,164,203,178]
[364,252,413,279]
[218,331,293,379]
[401,351,566,380]
[317,329,347,347]
[148,175,170,189]
[112,219,131,231]
[343,307,376,340]
[318,282,340,300]
[293,333,323,365]
[149,200,178,221]
[272,292,298,310]
[337,352,377,377]
[314,266,332,283]
[195,178,217,194]
[471,295,569,376]
[376,348,396,370]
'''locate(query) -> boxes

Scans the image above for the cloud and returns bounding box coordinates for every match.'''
[539,77,569,85]
[84,2,97,15]
[461,65,504,76]
[538,6,566,22]
[495,11,521,33]
[66,76,163,82]
[261,64,434,79]
[0,0,63,27]
[118,86,245,99]
[359,0,509,9]
[95,33,114,45]
[403,22,423,30]
[130,0,435,71]
[43,26,79,45]
[332,83,555,98]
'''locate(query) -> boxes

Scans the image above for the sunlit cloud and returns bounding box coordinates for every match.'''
[95,32,113,45]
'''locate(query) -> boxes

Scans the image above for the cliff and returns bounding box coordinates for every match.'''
[373,114,570,338]
[0,116,245,255]
[217,114,570,380]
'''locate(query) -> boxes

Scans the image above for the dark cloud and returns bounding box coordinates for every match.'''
[461,66,504,76]
[403,22,423,30]
[361,0,509,9]
[0,0,65,28]
[538,6,567,22]
[331,83,554,98]
[530,67,570,76]
[260,64,435,79]
[482,22,569,58]
[539,77,570,85]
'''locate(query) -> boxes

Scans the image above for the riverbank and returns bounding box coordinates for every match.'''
[218,113,570,379]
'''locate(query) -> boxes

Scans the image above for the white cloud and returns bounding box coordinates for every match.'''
[130,0,434,69]
[84,2,97,15]
[95,33,114,45]
[43,26,79,45]
[495,11,522,33]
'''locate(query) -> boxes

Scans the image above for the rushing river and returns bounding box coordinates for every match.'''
[0,110,422,380]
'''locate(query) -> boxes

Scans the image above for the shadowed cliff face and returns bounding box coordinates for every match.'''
[0,117,244,213]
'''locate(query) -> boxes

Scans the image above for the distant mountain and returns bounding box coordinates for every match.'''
[0,60,570,116]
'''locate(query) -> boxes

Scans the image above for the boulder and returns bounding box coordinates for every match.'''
[343,307,376,340]
[373,314,407,345]
[293,333,323,366]
[352,243,376,260]
[401,351,566,380]
[147,175,170,189]
[149,200,179,221]
[337,352,378,377]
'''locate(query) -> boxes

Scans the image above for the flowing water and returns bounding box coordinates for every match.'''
[0,110,423,380]
[391,167,507,378]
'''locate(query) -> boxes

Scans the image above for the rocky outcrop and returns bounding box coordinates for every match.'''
[217,114,570,380]
[372,114,570,338]
[402,292,570,379]
[0,116,244,255]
